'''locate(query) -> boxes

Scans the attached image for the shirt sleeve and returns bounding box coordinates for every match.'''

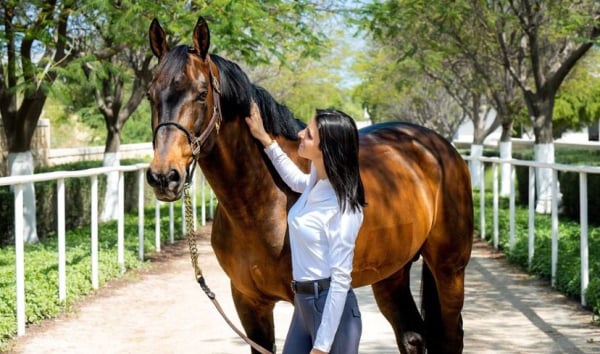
[264,141,310,193]
[313,208,363,352]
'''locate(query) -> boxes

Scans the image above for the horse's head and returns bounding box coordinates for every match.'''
[146,17,222,201]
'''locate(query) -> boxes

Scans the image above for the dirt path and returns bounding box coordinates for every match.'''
[6,224,600,353]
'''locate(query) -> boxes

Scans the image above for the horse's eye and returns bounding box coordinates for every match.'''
[196,91,208,102]
[146,92,153,103]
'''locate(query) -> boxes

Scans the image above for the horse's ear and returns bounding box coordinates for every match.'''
[192,16,210,60]
[149,18,169,59]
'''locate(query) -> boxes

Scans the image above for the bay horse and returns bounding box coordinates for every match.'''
[146,16,473,354]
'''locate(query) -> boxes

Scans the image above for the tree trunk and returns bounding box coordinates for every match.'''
[3,94,47,243]
[100,128,121,222]
[498,119,514,197]
[527,95,559,213]
[589,120,599,141]
[470,98,494,189]
[8,152,38,243]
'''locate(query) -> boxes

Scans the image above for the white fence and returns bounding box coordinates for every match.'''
[0,164,213,336]
[2,155,598,338]
[463,155,600,307]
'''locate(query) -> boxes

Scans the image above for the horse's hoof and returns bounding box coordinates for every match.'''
[402,331,425,354]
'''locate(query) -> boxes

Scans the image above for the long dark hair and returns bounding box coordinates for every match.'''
[316,109,366,213]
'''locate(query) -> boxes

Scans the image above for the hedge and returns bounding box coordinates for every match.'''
[0,159,154,246]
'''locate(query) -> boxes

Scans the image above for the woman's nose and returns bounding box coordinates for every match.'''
[298,129,304,139]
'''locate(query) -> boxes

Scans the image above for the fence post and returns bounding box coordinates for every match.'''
[14,184,25,336]
[509,165,516,249]
[201,173,206,226]
[169,202,174,244]
[210,189,214,220]
[192,171,197,230]
[117,171,125,273]
[181,200,186,236]
[528,166,535,269]
[580,172,589,306]
[155,199,161,252]
[480,162,485,240]
[493,163,499,249]
[91,175,99,289]
[57,178,66,301]
[138,169,145,261]
[551,170,559,288]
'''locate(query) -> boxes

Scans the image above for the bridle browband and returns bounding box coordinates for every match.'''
[151,52,223,183]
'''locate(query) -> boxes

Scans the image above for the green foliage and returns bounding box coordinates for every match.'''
[587,277,600,316]
[473,190,600,317]
[121,101,153,144]
[247,32,363,122]
[512,148,600,225]
[355,0,599,145]
[553,51,600,138]
[0,201,188,351]
[46,0,330,153]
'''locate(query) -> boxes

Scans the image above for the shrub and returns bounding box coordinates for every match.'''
[0,159,152,246]
[512,149,600,226]
[474,190,599,317]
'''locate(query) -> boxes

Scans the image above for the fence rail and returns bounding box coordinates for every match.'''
[0,164,213,336]
[463,155,600,307]
[2,155,597,337]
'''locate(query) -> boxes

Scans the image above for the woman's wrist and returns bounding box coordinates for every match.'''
[262,137,275,147]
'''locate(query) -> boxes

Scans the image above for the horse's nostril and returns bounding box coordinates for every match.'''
[166,169,180,184]
[146,169,160,187]
[146,169,181,189]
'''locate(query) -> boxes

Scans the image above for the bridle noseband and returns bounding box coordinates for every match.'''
[151,53,223,183]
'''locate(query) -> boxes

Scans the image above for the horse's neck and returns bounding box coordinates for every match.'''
[198,120,306,217]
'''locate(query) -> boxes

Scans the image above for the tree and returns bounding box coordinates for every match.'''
[0,0,78,243]
[245,34,362,122]
[55,0,327,220]
[490,0,599,212]
[358,1,599,209]
[553,50,600,138]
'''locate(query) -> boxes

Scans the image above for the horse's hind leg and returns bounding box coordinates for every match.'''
[421,233,470,354]
[421,257,467,354]
[231,284,276,354]
[372,264,425,354]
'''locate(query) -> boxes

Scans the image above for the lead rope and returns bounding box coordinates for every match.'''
[183,184,274,354]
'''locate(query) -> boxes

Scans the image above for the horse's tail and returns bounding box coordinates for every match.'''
[421,263,443,353]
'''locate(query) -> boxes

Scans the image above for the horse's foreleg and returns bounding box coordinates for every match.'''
[371,265,425,354]
[231,284,277,354]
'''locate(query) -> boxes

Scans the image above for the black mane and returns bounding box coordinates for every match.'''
[157,45,304,140]
[210,54,304,140]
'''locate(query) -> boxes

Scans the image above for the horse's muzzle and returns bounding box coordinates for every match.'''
[146,168,184,201]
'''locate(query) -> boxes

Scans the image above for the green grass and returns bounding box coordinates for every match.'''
[473,190,600,317]
[0,202,189,352]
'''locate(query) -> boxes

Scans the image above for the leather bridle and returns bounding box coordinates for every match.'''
[151,53,223,184]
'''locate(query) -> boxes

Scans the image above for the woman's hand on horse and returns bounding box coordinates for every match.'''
[245,101,274,147]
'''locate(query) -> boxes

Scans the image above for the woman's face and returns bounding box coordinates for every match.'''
[298,119,322,161]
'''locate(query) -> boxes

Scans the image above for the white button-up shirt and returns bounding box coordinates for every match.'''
[264,142,363,352]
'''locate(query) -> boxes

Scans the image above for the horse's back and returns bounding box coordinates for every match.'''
[352,122,473,286]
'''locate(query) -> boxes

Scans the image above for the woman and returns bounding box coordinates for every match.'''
[245,102,366,354]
